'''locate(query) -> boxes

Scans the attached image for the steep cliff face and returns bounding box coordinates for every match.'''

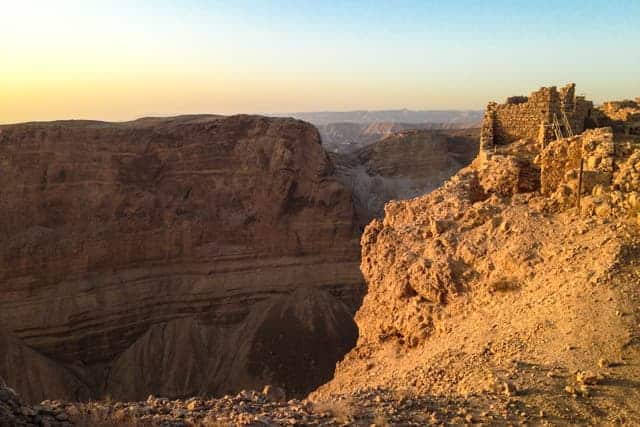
[0,115,363,402]
[331,129,478,227]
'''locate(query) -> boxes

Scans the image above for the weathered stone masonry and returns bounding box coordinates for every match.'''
[478,82,640,220]
[597,99,640,136]
[480,83,594,151]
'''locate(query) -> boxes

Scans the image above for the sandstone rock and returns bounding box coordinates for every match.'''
[502,381,517,397]
[262,385,286,402]
[19,406,36,417]
[185,399,202,411]
[576,371,599,385]
[0,378,67,426]
[54,412,68,421]
[431,219,446,235]
[595,203,612,218]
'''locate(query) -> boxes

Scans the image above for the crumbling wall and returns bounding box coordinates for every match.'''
[540,127,615,209]
[478,85,640,220]
[539,137,582,196]
[493,86,557,145]
[480,83,593,151]
[601,100,640,121]
[612,141,640,195]
[597,99,640,136]
[479,105,496,156]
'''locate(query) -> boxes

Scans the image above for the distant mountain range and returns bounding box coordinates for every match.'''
[267,110,483,153]
[272,109,483,126]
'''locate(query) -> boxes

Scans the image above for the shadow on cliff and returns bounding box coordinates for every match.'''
[103,286,359,401]
[244,286,359,398]
[0,115,365,403]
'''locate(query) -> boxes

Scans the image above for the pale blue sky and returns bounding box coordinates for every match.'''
[1,0,639,122]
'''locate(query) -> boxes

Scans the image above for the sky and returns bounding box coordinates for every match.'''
[1,0,639,123]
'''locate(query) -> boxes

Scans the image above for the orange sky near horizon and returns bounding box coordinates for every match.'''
[2,1,639,124]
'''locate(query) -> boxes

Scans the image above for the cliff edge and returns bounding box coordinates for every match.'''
[0,115,364,402]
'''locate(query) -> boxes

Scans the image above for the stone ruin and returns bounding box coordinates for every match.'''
[477,83,640,222]
[480,83,593,152]
[594,99,640,136]
[539,126,640,220]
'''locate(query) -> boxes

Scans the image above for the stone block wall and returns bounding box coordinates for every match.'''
[479,104,496,153]
[506,96,529,104]
[539,127,615,207]
[481,83,593,152]
[539,135,582,196]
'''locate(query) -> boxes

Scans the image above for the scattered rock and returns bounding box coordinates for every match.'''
[262,385,286,402]
[576,371,599,385]
[185,399,202,411]
[502,381,518,397]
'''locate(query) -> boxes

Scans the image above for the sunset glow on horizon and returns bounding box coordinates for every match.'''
[2,0,639,124]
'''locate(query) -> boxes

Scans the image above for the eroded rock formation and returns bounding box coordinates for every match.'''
[331,129,478,227]
[317,122,479,153]
[0,115,363,402]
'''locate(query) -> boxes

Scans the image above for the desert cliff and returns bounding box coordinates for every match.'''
[0,115,363,402]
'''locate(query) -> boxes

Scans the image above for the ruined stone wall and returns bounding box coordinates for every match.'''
[481,83,592,151]
[598,100,640,135]
[540,127,615,207]
[601,101,640,121]
[539,134,582,196]
[574,96,594,130]
[479,104,496,154]
[493,86,557,145]
[613,141,640,192]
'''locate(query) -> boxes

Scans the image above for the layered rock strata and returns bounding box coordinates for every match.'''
[0,115,363,402]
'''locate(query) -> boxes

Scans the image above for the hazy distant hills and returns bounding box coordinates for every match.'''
[278,109,483,126]
[270,110,483,153]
